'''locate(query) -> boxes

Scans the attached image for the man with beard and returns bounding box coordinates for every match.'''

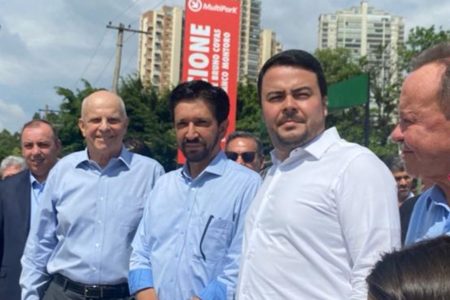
[390,42,450,246]
[128,80,261,300]
[236,50,400,300]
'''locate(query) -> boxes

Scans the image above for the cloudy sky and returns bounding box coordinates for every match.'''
[0,0,448,133]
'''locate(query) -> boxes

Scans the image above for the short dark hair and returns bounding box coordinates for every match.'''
[386,156,407,173]
[367,235,450,300]
[21,119,59,143]
[411,42,450,119]
[257,49,328,102]
[225,131,264,157]
[169,80,230,124]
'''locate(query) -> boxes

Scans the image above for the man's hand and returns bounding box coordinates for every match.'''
[136,288,158,300]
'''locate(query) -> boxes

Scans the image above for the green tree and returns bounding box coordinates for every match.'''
[0,129,21,162]
[398,26,450,72]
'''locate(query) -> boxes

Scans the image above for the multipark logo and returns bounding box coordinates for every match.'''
[187,0,238,14]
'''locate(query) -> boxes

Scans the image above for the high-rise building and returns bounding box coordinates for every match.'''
[239,0,261,84]
[318,0,404,83]
[138,6,183,90]
[259,29,282,70]
[138,1,268,89]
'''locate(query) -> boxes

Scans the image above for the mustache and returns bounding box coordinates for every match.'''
[276,114,305,126]
[182,137,202,145]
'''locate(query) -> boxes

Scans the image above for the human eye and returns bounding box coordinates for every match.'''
[108,117,121,125]
[195,119,210,127]
[266,92,284,102]
[176,120,188,129]
[89,117,102,124]
[292,88,311,100]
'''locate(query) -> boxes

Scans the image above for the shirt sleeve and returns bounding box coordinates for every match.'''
[198,175,262,300]
[128,190,155,295]
[20,172,59,300]
[335,152,400,300]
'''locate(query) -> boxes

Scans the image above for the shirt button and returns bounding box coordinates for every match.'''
[95,243,100,248]
[92,267,97,271]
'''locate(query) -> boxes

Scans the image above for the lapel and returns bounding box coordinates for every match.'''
[16,170,32,233]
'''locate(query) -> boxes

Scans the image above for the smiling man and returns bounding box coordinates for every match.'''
[236,50,400,300]
[391,42,450,246]
[20,90,164,300]
[128,80,261,300]
[0,120,60,300]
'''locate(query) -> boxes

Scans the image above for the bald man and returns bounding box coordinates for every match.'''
[20,91,164,300]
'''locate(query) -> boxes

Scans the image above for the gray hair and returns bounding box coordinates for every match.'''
[1,155,27,174]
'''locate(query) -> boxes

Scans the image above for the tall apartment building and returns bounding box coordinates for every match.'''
[239,0,262,83]
[138,6,183,90]
[318,0,404,83]
[259,29,282,70]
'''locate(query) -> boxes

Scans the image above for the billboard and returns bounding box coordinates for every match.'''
[182,0,241,132]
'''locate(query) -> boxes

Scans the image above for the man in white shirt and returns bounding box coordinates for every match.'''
[236,49,400,300]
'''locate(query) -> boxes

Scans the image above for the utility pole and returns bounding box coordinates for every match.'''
[106,22,150,92]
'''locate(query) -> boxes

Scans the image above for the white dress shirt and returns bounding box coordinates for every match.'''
[237,127,400,300]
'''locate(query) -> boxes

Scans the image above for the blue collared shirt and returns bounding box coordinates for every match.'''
[20,147,164,300]
[405,185,450,246]
[29,174,45,225]
[129,151,261,300]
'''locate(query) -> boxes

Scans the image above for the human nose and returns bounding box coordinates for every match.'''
[99,118,110,131]
[185,122,198,139]
[390,124,403,143]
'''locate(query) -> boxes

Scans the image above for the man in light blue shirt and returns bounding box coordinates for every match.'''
[128,80,261,300]
[20,91,164,299]
[391,42,450,245]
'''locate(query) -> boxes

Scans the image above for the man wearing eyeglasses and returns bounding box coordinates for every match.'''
[225,131,264,173]
[128,80,261,300]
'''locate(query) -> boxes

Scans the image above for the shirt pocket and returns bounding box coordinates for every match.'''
[116,195,145,238]
[196,216,233,262]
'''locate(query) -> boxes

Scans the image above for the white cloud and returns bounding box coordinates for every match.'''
[0,99,27,133]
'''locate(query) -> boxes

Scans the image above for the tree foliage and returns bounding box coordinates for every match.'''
[2,25,448,168]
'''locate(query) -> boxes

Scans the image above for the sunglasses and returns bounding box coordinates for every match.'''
[225,151,256,163]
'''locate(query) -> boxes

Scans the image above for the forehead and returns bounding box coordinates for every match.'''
[262,66,319,90]
[174,99,214,119]
[227,137,257,150]
[392,170,409,177]
[83,96,124,117]
[399,63,444,113]
[21,124,54,142]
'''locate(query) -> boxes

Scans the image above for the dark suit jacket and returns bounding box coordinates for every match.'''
[0,170,31,300]
[399,195,420,246]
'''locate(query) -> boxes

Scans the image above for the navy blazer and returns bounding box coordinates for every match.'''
[0,170,31,300]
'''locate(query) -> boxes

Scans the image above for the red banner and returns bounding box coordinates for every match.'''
[179,0,240,163]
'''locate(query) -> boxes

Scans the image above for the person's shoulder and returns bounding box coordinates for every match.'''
[224,159,262,182]
[129,153,164,171]
[1,169,30,186]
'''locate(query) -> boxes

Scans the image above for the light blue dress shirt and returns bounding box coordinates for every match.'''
[29,174,45,225]
[405,185,450,246]
[129,151,261,300]
[20,147,164,300]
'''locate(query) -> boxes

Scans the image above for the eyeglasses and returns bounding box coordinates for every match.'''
[225,151,256,163]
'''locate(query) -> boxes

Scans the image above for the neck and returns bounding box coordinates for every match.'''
[187,149,220,179]
[33,173,47,184]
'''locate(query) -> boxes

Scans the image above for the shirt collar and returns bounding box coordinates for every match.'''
[181,151,227,180]
[29,172,45,188]
[425,185,448,210]
[270,127,340,165]
[76,146,131,170]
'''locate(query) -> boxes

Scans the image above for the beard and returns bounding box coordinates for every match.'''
[180,133,221,163]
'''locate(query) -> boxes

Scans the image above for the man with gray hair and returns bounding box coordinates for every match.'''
[391,42,450,246]
[20,90,164,299]
[1,155,27,179]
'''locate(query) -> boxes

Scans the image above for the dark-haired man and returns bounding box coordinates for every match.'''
[237,50,400,299]
[129,80,261,300]
[0,120,61,300]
